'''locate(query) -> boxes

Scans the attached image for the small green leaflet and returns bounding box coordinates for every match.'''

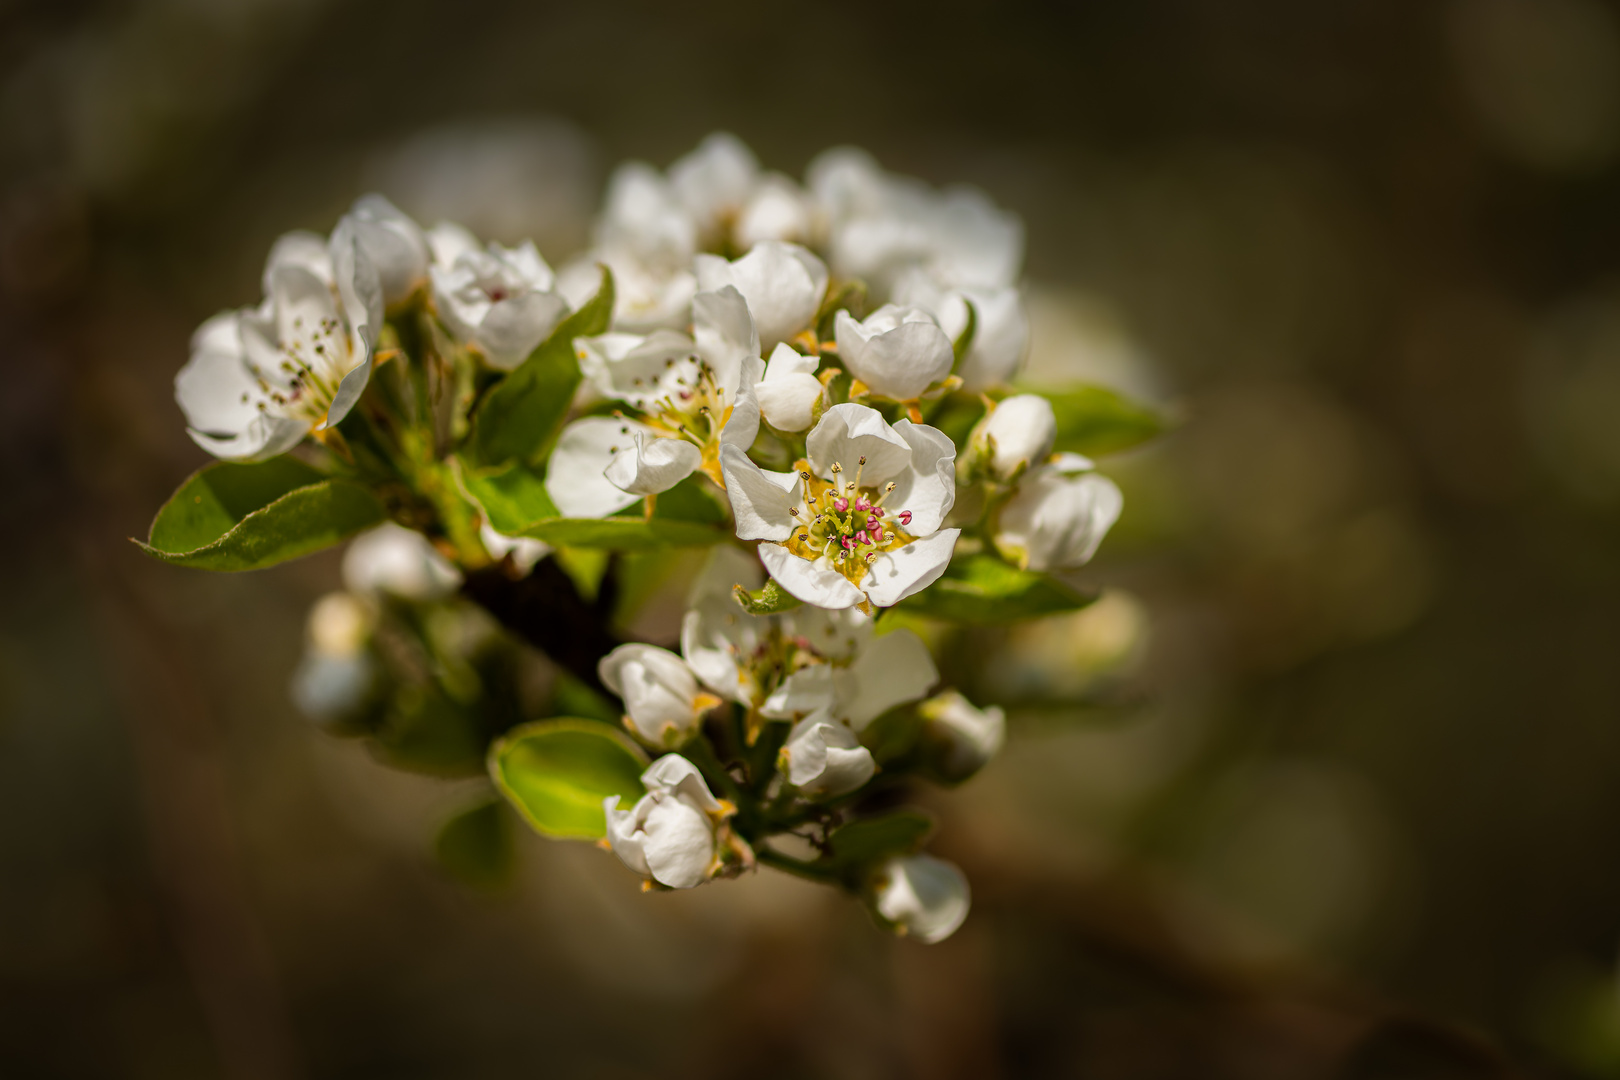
[898,553,1096,624]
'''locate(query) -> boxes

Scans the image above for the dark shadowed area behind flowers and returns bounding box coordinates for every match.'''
[3,0,1620,1076]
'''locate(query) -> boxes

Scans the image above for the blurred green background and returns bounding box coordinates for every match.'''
[5,0,1620,1076]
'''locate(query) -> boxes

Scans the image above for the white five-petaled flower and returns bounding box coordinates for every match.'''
[720,403,960,610]
[892,268,1028,391]
[341,524,462,600]
[918,690,1005,783]
[779,711,875,798]
[971,393,1057,481]
[872,853,971,943]
[604,754,734,890]
[546,287,763,518]
[833,304,955,402]
[175,223,383,462]
[680,547,939,731]
[994,453,1123,572]
[694,240,828,350]
[427,222,570,370]
[598,643,721,749]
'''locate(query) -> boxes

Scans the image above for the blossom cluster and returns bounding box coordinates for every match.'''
[156,132,1144,944]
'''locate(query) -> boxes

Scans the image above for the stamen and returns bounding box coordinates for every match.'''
[898,510,913,526]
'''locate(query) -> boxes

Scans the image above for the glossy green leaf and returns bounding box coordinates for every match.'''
[139,458,386,572]
[434,798,514,890]
[733,578,803,615]
[898,553,1096,624]
[462,266,614,470]
[826,810,934,867]
[490,718,649,840]
[458,458,558,535]
[523,517,725,551]
[370,686,489,777]
[1033,383,1166,458]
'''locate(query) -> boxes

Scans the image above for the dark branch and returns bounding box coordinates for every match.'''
[461,559,619,696]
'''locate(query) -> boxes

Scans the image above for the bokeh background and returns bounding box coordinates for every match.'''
[5,0,1620,1076]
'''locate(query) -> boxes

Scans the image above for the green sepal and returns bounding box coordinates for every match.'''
[461,265,614,470]
[138,458,386,572]
[489,718,649,840]
[1034,383,1166,458]
[434,798,515,890]
[950,297,978,368]
[898,553,1096,624]
[733,578,803,615]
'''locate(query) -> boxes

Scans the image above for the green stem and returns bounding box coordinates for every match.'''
[754,847,838,885]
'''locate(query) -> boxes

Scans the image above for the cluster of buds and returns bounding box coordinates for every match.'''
[155,132,1154,945]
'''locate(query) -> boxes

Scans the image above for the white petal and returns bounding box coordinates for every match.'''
[691,286,759,398]
[978,394,1055,479]
[833,627,938,730]
[834,305,953,400]
[545,417,649,518]
[719,443,800,541]
[641,753,724,813]
[920,691,1005,781]
[599,643,703,747]
[997,470,1123,572]
[480,523,549,572]
[735,173,813,248]
[175,312,259,435]
[874,855,970,943]
[718,355,765,450]
[426,221,480,267]
[862,529,959,608]
[342,524,462,600]
[263,231,333,292]
[955,286,1028,390]
[760,663,835,719]
[759,543,866,610]
[805,402,913,484]
[346,194,429,305]
[781,716,875,797]
[887,419,957,535]
[329,221,385,346]
[604,795,651,877]
[603,433,702,497]
[756,372,825,433]
[694,241,827,350]
[577,329,696,409]
[669,132,759,229]
[475,291,569,369]
[641,796,715,889]
[187,413,309,463]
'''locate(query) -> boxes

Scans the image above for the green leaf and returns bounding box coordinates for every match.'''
[434,798,514,890]
[462,266,614,470]
[951,297,978,368]
[898,553,1096,624]
[826,810,934,867]
[457,458,558,535]
[524,517,725,551]
[1032,383,1166,458]
[733,578,803,615]
[139,458,386,572]
[371,686,489,777]
[490,718,649,840]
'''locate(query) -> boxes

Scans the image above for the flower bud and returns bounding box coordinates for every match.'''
[994,454,1123,572]
[779,713,875,798]
[342,524,462,601]
[603,754,731,889]
[872,854,971,943]
[972,394,1056,481]
[306,591,372,657]
[833,305,954,401]
[918,691,1005,782]
[598,644,718,749]
[341,194,429,306]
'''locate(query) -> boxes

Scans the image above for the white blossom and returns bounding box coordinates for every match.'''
[735,173,815,249]
[918,690,1005,782]
[720,403,959,610]
[833,304,954,401]
[175,224,383,462]
[972,393,1057,481]
[754,342,825,432]
[695,241,828,350]
[546,288,763,518]
[669,132,759,242]
[570,161,698,331]
[428,222,570,370]
[872,854,971,943]
[341,524,461,600]
[892,268,1028,390]
[604,754,732,889]
[343,194,430,307]
[779,712,875,798]
[598,643,719,749]
[994,453,1123,572]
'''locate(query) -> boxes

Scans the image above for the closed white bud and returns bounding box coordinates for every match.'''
[918,691,1005,782]
[603,754,730,889]
[833,305,954,401]
[872,854,971,943]
[779,713,875,798]
[598,644,718,749]
[344,194,429,306]
[973,394,1056,481]
[994,454,1123,572]
[342,524,462,600]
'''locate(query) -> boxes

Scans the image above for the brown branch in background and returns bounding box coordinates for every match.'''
[89,546,304,1080]
[461,558,621,696]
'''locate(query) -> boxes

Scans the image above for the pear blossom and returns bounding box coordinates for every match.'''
[754,342,826,432]
[289,592,376,725]
[598,643,720,749]
[175,224,382,462]
[427,222,570,370]
[342,523,461,600]
[872,854,971,943]
[918,691,1005,782]
[604,754,735,889]
[833,305,955,401]
[892,268,1028,390]
[694,241,828,350]
[994,453,1123,572]
[343,195,430,307]
[668,132,759,242]
[779,712,875,798]
[720,403,960,610]
[545,287,762,517]
[565,162,698,331]
[735,173,815,249]
[971,394,1057,481]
